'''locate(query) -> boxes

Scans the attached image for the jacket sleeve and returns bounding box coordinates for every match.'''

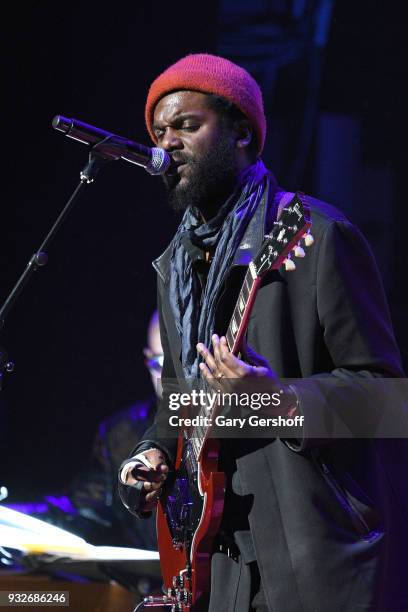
[286,219,405,451]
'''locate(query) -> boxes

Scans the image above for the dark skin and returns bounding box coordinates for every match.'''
[154,90,254,219]
[124,91,296,511]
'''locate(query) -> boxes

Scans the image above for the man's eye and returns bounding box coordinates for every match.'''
[182,125,199,132]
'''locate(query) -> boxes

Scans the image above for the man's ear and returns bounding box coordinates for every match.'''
[235,119,253,150]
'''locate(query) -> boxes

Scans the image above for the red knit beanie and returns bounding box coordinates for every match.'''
[145,53,266,156]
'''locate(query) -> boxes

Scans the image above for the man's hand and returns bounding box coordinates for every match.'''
[197,334,279,388]
[197,334,298,416]
[124,448,169,512]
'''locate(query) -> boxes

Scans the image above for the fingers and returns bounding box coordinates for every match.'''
[197,335,239,380]
[198,360,217,385]
[212,335,235,372]
[124,465,166,512]
[143,479,164,494]
[197,341,218,389]
[130,449,169,485]
[197,335,275,389]
[143,449,168,470]
[124,472,138,486]
[130,462,168,483]
[141,479,165,512]
[196,341,217,375]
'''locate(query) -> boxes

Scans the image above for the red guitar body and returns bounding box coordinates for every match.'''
[156,434,225,610]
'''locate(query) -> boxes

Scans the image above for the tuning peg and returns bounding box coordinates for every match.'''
[283,255,296,271]
[304,230,314,247]
[293,243,305,258]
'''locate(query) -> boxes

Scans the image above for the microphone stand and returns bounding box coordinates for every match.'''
[0,144,118,390]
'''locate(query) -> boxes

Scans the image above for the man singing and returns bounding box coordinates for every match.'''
[119,54,406,611]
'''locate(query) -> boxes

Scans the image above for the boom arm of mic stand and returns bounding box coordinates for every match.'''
[0,149,115,389]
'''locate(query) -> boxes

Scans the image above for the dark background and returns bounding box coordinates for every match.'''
[1,1,406,498]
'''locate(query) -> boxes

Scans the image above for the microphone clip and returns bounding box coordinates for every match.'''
[80,137,120,182]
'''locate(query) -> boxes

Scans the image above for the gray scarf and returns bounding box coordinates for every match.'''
[169,159,277,380]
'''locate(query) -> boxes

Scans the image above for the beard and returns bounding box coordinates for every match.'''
[162,133,239,217]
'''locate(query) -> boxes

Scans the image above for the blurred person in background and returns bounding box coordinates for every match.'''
[4,311,161,551]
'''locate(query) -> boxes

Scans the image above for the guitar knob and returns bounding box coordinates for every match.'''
[283,256,296,271]
[173,575,184,588]
[293,244,305,258]
[304,231,314,247]
[176,589,190,603]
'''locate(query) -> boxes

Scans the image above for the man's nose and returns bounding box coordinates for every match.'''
[160,128,183,151]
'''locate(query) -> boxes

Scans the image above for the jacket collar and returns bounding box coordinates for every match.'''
[153,181,280,283]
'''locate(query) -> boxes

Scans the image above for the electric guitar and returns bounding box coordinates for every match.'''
[144,193,312,610]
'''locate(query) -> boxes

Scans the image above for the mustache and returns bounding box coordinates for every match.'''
[171,154,190,166]
[164,154,191,179]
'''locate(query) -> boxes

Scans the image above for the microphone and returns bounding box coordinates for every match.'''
[52,115,171,175]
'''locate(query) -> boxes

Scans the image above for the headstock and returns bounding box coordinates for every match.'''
[253,193,312,277]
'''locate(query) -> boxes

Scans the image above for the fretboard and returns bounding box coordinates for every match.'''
[189,262,262,459]
[225,262,261,353]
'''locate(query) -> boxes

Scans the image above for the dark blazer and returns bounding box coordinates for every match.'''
[120,193,408,611]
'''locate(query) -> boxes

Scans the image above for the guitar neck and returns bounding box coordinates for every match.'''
[225,263,262,355]
[190,264,262,454]
[189,192,312,454]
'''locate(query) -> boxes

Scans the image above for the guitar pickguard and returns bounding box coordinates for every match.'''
[164,438,204,553]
